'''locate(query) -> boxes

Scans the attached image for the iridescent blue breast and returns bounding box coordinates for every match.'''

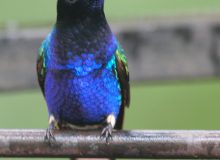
[43,23,122,126]
[45,54,122,125]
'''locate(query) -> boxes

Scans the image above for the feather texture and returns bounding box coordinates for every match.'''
[114,43,130,129]
[37,0,130,130]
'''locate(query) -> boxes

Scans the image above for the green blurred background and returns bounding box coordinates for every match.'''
[1,0,220,159]
[1,0,220,27]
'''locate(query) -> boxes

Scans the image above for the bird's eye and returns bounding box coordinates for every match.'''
[65,0,78,4]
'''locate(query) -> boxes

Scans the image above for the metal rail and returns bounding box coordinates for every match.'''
[0,129,220,158]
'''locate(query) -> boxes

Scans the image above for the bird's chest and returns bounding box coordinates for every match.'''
[46,26,116,72]
[46,43,116,77]
[45,68,121,125]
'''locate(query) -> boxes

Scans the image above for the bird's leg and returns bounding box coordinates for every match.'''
[101,114,116,143]
[45,115,59,143]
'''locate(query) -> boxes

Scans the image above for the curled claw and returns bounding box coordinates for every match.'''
[44,115,59,145]
[101,124,113,144]
[45,127,56,143]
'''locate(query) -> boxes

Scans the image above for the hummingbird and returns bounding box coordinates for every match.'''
[37,0,130,142]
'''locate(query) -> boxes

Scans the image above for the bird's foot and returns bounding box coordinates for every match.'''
[44,115,59,144]
[101,123,113,144]
[45,127,56,143]
[100,114,116,144]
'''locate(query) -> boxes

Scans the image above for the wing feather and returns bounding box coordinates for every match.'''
[114,43,130,129]
[37,41,47,96]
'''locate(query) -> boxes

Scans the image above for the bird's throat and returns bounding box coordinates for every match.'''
[57,0,104,23]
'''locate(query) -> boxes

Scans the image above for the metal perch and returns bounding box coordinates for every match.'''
[0,129,220,158]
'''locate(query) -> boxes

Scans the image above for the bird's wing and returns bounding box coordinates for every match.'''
[37,41,47,96]
[114,43,130,129]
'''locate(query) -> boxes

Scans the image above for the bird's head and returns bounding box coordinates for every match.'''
[57,0,105,21]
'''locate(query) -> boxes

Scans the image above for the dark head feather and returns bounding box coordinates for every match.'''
[57,0,104,22]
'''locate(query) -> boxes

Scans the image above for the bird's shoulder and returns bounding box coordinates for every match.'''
[37,32,52,94]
